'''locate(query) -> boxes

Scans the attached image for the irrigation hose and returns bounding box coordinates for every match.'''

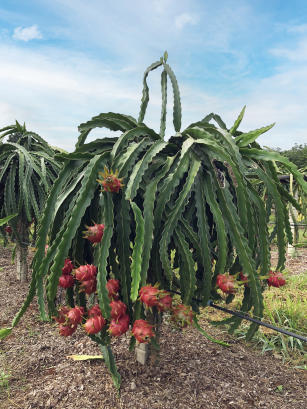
[167,289,307,343]
[207,300,307,343]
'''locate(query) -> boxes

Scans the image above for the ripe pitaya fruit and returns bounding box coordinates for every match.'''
[44,244,49,255]
[83,223,105,244]
[75,264,97,281]
[171,304,194,327]
[157,291,172,312]
[67,306,84,325]
[132,319,154,343]
[53,306,70,324]
[139,285,160,308]
[110,300,127,320]
[79,279,97,294]
[108,314,130,337]
[84,315,106,334]
[62,258,74,275]
[5,226,12,234]
[97,167,124,193]
[88,304,102,317]
[216,273,236,294]
[106,279,120,299]
[59,323,77,337]
[267,271,286,288]
[58,274,74,288]
[239,272,249,287]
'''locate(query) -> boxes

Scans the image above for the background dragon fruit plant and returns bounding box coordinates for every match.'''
[1,53,306,389]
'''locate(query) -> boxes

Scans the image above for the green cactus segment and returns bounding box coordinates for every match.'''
[229,106,246,135]
[163,63,182,132]
[193,316,230,347]
[46,155,106,316]
[194,175,213,305]
[130,202,145,302]
[159,158,201,283]
[160,69,167,138]
[97,193,113,319]
[100,345,121,390]
[174,228,196,304]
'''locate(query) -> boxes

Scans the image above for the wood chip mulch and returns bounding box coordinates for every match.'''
[0,246,306,409]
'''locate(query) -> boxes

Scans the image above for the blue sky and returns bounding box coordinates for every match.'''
[1,0,307,150]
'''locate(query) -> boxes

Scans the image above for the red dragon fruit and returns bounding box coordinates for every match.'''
[88,304,102,317]
[59,323,77,337]
[139,285,160,308]
[5,226,12,234]
[62,258,74,275]
[53,306,70,324]
[79,279,97,294]
[171,304,194,327]
[106,279,120,299]
[239,272,249,287]
[110,300,127,320]
[216,273,236,294]
[132,319,154,343]
[58,274,74,288]
[84,315,106,334]
[157,291,172,312]
[268,271,286,288]
[83,223,105,245]
[108,314,130,337]
[97,167,124,193]
[67,306,84,325]
[75,264,97,281]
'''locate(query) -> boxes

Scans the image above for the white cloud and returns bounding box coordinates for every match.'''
[13,25,42,42]
[175,13,198,30]
[287,24,307,34]
[270,38,307,62]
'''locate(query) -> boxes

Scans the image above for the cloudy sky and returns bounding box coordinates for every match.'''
[1,0,307,150]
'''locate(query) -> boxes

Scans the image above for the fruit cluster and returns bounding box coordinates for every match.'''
[216,270,286,294]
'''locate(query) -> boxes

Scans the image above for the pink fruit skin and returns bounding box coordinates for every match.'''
[102,176,123,193]
[87,305,102,317]
[139,285,160,307]
[53,306,70,324]
[157,292,172,312]
[109,314,130,337]
[58,274,74,288]
[79,279,97,294]
[132,319,154,343]
[59,324,77,336]
[84,315,106,334]
[67,306,84,325]
[62,258,74,275]
[75,264,97,281]
[171,304,193,327]
[110,300,127,320]
[106,279,120,299]
[268,271,286,287]
[216,274,236,294]
[83,224,104,244]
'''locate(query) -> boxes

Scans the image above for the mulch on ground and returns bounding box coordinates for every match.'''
[0,246,306,409]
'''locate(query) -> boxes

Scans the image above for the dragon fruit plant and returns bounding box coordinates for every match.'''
[1,52,306,390]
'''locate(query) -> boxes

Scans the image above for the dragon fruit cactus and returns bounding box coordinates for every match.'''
[110,300,127,320]
[84,314,106,334]
[267,271,286,288]
[132,319,154,343]
[216,273,236,294]
[109,314,130,337]
[106,279,120,299]
[83,223,105,245]
[67,306,84,325]
[97,167,124,193]
[58,274,74,288]
[62,258,74,275]
[139,285,172,311]
[74,264,97,281]
[171,304,194,328]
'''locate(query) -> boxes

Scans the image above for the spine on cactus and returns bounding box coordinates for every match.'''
[1,52,306,391]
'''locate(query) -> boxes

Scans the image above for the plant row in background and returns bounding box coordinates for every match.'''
[0,53,306,389]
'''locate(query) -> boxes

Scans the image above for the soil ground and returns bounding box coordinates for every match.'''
[0,246,306,409]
